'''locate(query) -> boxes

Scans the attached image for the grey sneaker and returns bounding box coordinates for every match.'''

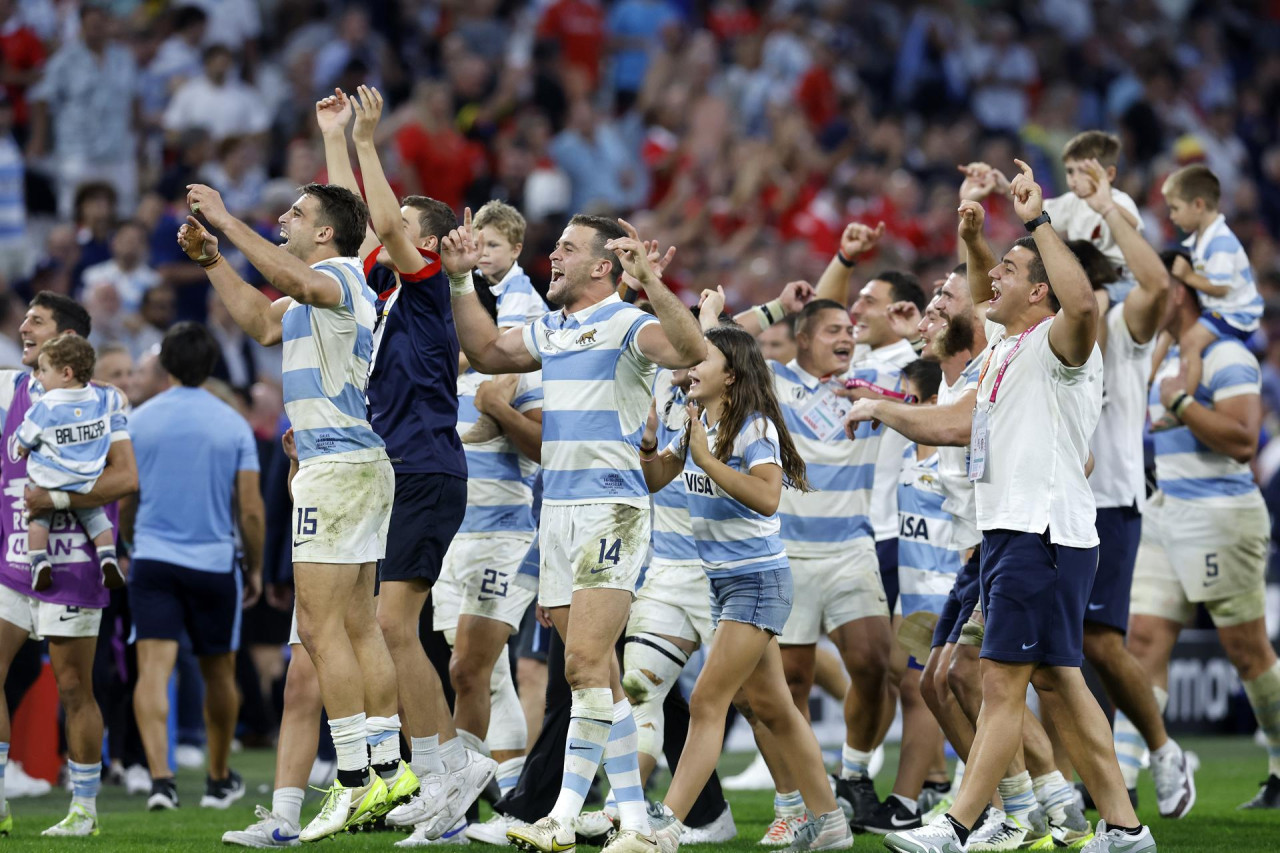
[1150,742,1195,819]
[784,810,851,852]
[883,814,966,853]
[1080,820,1155,852]
[1047,802,1092,847]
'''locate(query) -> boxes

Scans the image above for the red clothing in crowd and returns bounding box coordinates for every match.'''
[0,21,47,127]
[394,122,477,211]
[537,0,605,89]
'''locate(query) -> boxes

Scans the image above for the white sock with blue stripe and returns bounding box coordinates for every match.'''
[496,756,525,797]
[1242,660,1280,776]
[1032,770,1075,821]
[603,700,648,833]
[774,789,804,818]
[840,744,871,780]
[1112,710,1146,789]
[997,772,1036,823]
[69,760,101,816]
[549,688,613,822]
[0,742,8,812]
[367,715,402,780]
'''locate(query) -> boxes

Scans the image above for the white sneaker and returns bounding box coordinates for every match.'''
[398,818,470,847]
[648,803,684,853]
[507,815,576,853]
[466,812,523,846]
[883,814,966,853]
[964,809,1028,852]
[575,810,617,840]
[298,777,387,842]
[759,815,803,846]
[7,762,52,798]
[175,744,205,769]
[41,804,98,836]
[414,753,498,840]
[784,810,852,851]
[1151,741,1196,819]
[681,802,735,844]
[124,764,151,796]
[389,771,451,829]
[601,828,662,853]
[221,805,301,847]
[723,753,774,790]
[1080,820,1155,852]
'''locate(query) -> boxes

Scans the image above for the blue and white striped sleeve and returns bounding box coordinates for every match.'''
[1206,345,1261,402]
[623,312,659,363]
[108,387,129,442]
[313,260,357,312]
[16,404,45,450]
[739,418,781,470]
[513,371,544,414]
[521,320,545,364]
[497,281,546,328]
[1201,235,1247,288]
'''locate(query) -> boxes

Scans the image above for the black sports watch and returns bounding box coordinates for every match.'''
[1024,211,1051,232]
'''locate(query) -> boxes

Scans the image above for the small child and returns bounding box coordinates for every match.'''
[17,336,125,592]
[1042,130,1143,302]
[1161,163,1262,410]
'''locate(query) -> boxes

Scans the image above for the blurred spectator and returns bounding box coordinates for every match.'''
[162,46,271,143]
[27,4,139,217]
[132,350,168,406]
[92,342,135,404]
[179,0,262,70]
[70,182,117,293]
[138,5,209,126]
[0,93,26,282]
[550,98,647,214]
[963,14,1037,132]
[81,220,159,314]
[311,6,397,96]
[0,0,47,137]
[130,283,176,360]
[389,81,478,211]
[0,294,22,367]
[199,135,267,217]
[607,0,681,109]
[537,0,605,92]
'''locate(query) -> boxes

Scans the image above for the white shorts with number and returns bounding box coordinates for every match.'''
[628,559,715,647]
[433,532,539,643]
[291,458,395,565]
[1131,490,1268,625]
[539,502,650,608]
[0,583,101,640]
[780,540,888,645]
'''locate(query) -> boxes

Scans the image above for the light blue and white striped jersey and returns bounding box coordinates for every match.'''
[935,355,983,550]
[771,359,889,557]
[491,263,548,328]
[650,370,698,563]
[16,384,128,492]
[521,294,658,507]
[664,413,787,576]
[1184,213,1262,334]
[859,339,916,541]
[281,257,386,466]
[455,370,543,534]
[896,445,962,617]
[1149,341,1261,505]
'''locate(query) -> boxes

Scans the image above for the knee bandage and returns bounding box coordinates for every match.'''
[486,651,528,753]
[623,634,690,760]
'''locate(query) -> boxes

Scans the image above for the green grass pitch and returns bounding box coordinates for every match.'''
[2,738,1276,850]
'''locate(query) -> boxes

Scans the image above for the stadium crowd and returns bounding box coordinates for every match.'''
[0,0,1277,852]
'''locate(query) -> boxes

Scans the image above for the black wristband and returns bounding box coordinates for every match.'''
[836,251,856,268]
[1023,211,1051,233]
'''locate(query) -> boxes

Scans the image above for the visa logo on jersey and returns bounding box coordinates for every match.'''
[684,471,716,496]
[899,513,932,541]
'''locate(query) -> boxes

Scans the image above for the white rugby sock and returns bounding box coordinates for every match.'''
[69,760,101,816]
[1242,660,1280,776]
[367,715,402,779]
[603,700,647,832]
[273,786,304,826]
[840,744,872,780]
[411,735,443,776]
[329,713,370,783]
[549,688,613,822]
[496,756,525,797]
[997,772,1035,822]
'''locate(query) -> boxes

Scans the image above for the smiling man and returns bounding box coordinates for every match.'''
[178,182,400,842]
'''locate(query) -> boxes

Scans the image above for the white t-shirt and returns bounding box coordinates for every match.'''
[974,317,1103,547]
[858,338,918,541]
[1043,189,1142,273]
[935,354,983,550]
[1088,305,1153,509]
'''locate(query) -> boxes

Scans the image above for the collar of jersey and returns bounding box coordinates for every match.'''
[1183,213,1226,250]
[785,359,836,390]
[554,292,622,329]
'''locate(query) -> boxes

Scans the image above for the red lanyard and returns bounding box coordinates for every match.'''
[977,316,1051,407]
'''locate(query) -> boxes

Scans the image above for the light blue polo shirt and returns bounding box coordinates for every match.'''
[130,386,259,572]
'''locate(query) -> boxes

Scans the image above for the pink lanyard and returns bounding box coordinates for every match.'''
[976,316,1051,408]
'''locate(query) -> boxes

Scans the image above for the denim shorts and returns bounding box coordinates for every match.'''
[709,567,793,636]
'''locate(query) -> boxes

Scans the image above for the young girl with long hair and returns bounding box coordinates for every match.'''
[633,321,853,853]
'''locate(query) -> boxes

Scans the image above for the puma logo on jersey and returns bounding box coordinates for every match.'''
[575,329,598,345]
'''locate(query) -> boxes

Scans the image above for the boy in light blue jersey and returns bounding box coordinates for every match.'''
[18,335,125,592]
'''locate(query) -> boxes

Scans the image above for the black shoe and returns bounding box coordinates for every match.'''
[859,794,922,836]
[199,769,244,809]
[1075,781,1137,812]
[146,777,178,811]
[922,780,952,795]
[1239,774,1280,809]
[833,774,879,830]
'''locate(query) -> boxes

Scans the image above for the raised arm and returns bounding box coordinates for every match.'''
[317,87,379,260]
[1159,365,1261,463]
[638,402,684,492]
[612,220,705,368]
[844,389,977,447]
[443,209,539,374]
[685,409,783,516]
[177,216,290,345]
[732,280,814,337]
[1077,159,1167,345]
[958,200,996,304]
[351,85,426,276]
[184,185,343,308]
[814,221,885,306]
[1009,160,1097,366]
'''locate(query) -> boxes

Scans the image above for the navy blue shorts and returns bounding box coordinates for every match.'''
[129,559,242,656]
[380,473,467,585]
[933,549,981,648]
[516,603,551,663]
[979,530,1098,668]
[877,538,900,615]
[1198,311,1253,343]
[1085,506,1141,632]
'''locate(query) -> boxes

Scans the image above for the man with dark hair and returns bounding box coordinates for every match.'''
[179,177,402,841]
[122,321,263,814]
[448,164,705,853]
[0,294,139,837]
